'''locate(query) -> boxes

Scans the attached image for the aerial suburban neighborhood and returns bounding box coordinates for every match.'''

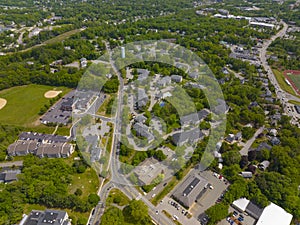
[0,0,299,225]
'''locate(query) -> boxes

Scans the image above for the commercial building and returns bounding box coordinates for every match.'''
[232,198,293,225]
[172,172,208,208]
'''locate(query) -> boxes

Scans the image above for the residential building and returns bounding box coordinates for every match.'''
[7,133,73,158]
[135,88,149,109]
[21,209,71,225]
[157,76,171,87]
[188,71,199,79]
[239,171,253,178]
[172,128,204,146]
[258,160,270,171]
[180,109,209,127]
[137,69,150,82]
[0,169,21,183]
[170,75,183,83]
[133,123,154,142]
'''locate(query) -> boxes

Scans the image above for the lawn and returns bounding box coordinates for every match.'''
[0,84,70,126]
[68,167,99,199]
[272,69,297,97]
[106,189,130,206]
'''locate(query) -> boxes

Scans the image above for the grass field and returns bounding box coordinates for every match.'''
[287,74,300,91]
[44,29,82,45]
[272,69,297,96]
[68,167,99,199]
[0,84,70,126]
[106,189,130,206]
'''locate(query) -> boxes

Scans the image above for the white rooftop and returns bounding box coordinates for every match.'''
[256,203,293,225]
[232,198,250,211]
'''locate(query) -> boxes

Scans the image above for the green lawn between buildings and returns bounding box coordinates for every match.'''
[0,84,71,126]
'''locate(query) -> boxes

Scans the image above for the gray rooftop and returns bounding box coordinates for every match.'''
[23,209,69,225]
[172,128,204,146]
[133,123,154,142]
[245,201,263,219]
[172,172,208,208]
[180,109,209,126]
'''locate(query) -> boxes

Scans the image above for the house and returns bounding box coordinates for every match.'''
[185,82,206,90]
[172,171,208,208]
[213,98,229,114]
[137,69,150,82]
[36,143,74,158]
[155,91,172,100]
[80,58,87,68]
[222,67,229,74]
[135,88,149,109]
[188,71,199,79]
[134,115,147,123]
[239,171,253,178]
[270,137,280,145]
[172,128,204,146]
[0,169,21,183]
[133,123,154,142]
[157,76,171,87]
[258,160,270,171]
[21,209,71,225]
[225,132,242,143]
[269,128,277,136]
[180,109,210,127]
[256,142,272,151]
[7,132,73,158]
[7,140,38,156]
[170,75,183,83]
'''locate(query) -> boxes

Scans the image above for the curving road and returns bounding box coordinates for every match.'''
[259,21,300,126]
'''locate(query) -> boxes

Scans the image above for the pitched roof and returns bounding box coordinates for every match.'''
[172,128,204,146]
[180,109,209,126]
[246,201,264,219]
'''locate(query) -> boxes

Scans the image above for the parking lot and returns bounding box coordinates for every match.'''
[190,170,229,219]
[156,196,199,225]
[218,206,256,225]
[154,170,229,225]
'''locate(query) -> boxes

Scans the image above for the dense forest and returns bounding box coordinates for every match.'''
[0,155,99,224]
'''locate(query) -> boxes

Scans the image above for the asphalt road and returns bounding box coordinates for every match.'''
[259,21,300,125]
[239,126,264,156]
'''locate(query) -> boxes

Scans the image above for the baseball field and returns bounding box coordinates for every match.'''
[0,84,70,126]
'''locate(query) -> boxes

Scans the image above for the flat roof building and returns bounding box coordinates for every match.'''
[256,203,293,225]
[22,209,71,225]
[172,172,208,208]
